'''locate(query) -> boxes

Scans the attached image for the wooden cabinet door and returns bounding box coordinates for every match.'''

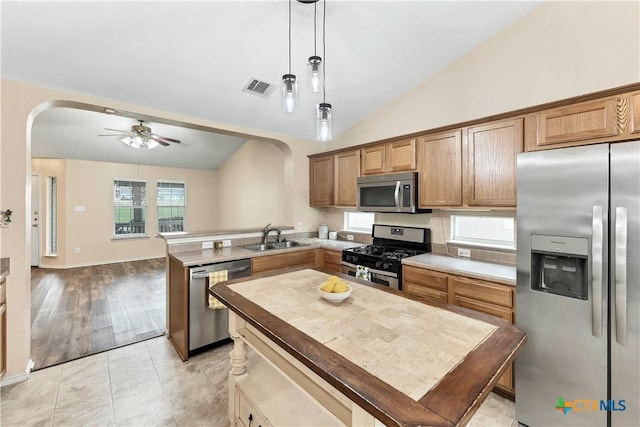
[361,144,386,175]
[321,249,342,273]
[335,150,360,207]
[535,98,618,147]
[465,118,523,207]
[309,155,334,207]
[417,130,462,207]
[168,256,189,361]
[0,302,5,380]
[402,265,449,304]
[630,92,640,134]
[251,250,317,275]
[387,138,416,172]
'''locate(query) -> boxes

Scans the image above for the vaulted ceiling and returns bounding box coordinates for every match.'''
[2,1,542,169]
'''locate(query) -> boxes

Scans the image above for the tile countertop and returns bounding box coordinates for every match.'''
[170,239,366,267]
[402,253,516,286]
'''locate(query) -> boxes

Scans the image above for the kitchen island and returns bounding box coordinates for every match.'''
[211,268,526,426]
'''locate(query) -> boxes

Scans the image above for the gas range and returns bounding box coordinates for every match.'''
[341,224,431,290]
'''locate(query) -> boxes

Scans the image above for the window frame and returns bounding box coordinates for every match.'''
[343,211,375,233]
[449,214,516,250]
[156,180,187,234]
[113,179,148,239]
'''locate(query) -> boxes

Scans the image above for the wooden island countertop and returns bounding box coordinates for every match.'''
[211,268,526,426]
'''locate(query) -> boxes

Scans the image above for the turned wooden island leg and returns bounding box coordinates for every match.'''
[228,312,247,425]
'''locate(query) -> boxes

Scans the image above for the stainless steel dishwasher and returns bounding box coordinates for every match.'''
[188,258,251,353]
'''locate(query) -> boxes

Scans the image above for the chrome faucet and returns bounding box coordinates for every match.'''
[262,223,282,244]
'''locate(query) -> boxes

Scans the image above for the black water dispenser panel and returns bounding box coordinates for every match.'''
[530,234,589,300]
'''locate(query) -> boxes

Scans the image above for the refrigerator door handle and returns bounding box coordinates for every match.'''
[592,205,603,337]
[615,206,628,345]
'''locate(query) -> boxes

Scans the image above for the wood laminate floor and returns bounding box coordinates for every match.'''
[30,258,166,370]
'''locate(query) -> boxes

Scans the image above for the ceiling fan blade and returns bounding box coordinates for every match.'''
[103,128,130,133]
[151,134,181,144]
[98,134,127,137]
[154,139,170,147]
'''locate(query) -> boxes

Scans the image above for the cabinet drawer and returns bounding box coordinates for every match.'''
[403,266,448,292]
[237,388,270,427]
[450,276,513,308]
[404,282,447,304]
[454,295,513,322]
[251,250,317,275]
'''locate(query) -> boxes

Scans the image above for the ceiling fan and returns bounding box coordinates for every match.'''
[98,120,181,149]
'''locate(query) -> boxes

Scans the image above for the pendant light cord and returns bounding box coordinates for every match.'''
[288,0,292,74]
[322,0,327,103]
[313,3,317,57]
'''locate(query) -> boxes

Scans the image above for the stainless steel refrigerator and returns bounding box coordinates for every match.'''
[515,141,639,426]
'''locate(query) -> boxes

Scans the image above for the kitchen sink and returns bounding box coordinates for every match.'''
[243,241,309,251]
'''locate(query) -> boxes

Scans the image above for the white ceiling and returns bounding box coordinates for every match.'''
[2,1,542,169]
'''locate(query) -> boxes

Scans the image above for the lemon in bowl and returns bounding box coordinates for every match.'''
[317,277,352,302]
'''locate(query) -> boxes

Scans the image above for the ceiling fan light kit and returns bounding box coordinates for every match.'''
[100,120,181,150]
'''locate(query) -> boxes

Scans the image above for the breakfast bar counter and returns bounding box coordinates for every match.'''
[211,268,526,426]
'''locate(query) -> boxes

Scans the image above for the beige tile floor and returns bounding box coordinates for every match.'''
[1,336,516,426]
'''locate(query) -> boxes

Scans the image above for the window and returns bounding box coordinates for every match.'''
[450,215,515,249]
[113,180,147,237]
[344,211,375,233]
[157,182,186,233]
[45,176,57,255]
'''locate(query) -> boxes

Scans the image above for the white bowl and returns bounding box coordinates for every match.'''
[317,284,352,302]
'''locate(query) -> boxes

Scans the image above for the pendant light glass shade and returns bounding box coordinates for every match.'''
[282,74,298,112]
[316,102,332,141]
[308,56,323,92]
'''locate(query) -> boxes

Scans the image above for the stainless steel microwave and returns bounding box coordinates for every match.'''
[357,172,429,213]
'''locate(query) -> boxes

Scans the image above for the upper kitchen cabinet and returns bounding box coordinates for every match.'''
[417,130,462,207]
[361,139,416,175]
[334,150,360,206]
[528,98,619,150]
[309,154,335,207]
[464,117,523,207]
[630,91,640,134]
[309,150,360,208]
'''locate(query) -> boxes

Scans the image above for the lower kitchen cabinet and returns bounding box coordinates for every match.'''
[402,264,515,397]
[319,249,342,273]
[168,256,189,361]
[251,249,318,275]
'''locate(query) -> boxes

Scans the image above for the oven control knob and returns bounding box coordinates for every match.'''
[383,262,390,270]
[375,261,382,268]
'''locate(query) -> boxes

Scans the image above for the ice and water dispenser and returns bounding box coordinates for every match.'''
[530,234,589,300]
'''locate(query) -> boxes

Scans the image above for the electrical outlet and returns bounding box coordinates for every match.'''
[457,248,471,258]
[297,222,303,230]
[222,240,232,247]
[346,234,354,241]
[202,241,214,249]
[74,247,80,254]
[74,205,86,212]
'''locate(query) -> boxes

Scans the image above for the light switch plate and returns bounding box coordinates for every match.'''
[346,234,354,241]
[457,248,471,258]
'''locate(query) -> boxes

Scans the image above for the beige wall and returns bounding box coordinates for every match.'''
[216,140,288,229]
[325,1,640,151]
[0,80,322,382]
[32,158,220,268]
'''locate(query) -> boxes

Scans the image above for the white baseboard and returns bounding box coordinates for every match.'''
[1,359,34,387]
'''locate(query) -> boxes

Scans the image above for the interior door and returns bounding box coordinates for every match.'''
[610,140,640,426]
[31,175,40,267]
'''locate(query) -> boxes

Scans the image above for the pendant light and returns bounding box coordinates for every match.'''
[316,0,332,141]
[282,0,298,112]
[308,2,323,92]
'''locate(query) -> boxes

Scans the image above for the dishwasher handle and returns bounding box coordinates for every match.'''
[191,264,250,279]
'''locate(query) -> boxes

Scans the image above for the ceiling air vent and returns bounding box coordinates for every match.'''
[242,77,276,98]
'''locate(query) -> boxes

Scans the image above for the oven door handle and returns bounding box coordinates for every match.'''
[341,261,398,278]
